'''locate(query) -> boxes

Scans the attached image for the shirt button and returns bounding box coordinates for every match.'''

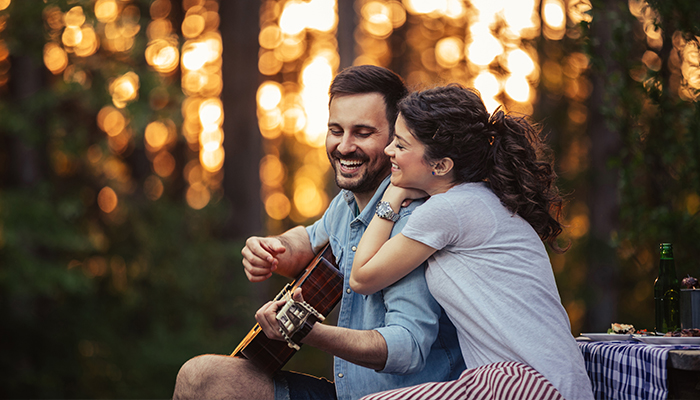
[351,246,357,251]
[346,288,352,294]
[338,373,344,378]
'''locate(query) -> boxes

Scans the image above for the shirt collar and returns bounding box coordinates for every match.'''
[342,175,391,225]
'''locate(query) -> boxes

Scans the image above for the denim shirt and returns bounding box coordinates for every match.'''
[306,176,465,400]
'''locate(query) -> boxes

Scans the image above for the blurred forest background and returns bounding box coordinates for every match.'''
[0,0,698,398]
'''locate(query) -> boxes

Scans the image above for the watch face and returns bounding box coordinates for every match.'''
[376,201,398,221]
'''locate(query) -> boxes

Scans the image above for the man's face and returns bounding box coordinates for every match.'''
[326,93,392,195]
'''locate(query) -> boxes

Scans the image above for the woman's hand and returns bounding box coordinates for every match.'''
[383,184,429,208]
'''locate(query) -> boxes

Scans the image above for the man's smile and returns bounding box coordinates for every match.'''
[337,158,365,174]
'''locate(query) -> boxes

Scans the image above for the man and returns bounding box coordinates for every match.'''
[173,65,464,400]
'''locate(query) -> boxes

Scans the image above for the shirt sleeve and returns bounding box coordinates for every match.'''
[375,263,443,374]
[305,193,341,253]
[374,201,444,375]
[401,195,462,250]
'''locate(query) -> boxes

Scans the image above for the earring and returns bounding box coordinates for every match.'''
[432,171,436,176]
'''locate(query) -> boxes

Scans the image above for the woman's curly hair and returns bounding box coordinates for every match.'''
[398,84,567,253]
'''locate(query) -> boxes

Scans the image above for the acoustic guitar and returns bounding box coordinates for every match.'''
[231,244,343,374]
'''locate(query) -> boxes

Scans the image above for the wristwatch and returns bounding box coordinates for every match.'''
[375,201,399,222]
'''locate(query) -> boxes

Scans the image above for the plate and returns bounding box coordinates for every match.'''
[635,336,700,345]
[579,333,634,341]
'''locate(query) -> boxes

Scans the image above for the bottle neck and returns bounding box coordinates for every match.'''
[659,258,676,274]
[659,244,674,273]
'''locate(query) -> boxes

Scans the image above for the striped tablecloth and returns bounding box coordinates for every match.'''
[577,340,700,400]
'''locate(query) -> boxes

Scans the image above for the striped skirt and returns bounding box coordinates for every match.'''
[360,361,564,400]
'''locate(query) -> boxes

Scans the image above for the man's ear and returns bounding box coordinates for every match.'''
[434,157,454,176]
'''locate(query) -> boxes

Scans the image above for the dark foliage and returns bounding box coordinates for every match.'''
[0,1,256,398]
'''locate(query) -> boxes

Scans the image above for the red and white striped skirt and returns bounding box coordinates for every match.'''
[360,361,564,400]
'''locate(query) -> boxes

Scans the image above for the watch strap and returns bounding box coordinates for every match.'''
[276,298,324,350]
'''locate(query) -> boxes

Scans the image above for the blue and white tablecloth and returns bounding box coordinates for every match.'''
[577,340,700,400]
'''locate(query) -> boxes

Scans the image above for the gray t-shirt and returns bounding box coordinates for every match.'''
[402,182,593,400]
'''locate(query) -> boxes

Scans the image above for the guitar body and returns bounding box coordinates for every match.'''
[231,244,342,374]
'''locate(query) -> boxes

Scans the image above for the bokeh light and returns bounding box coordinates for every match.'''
[146,38,179,74]
[473,71,500,112]
[109,71,139,108]
[435,37,463,68]
[178,1,225,209]
[94,0,119,23]
[97,106,126,137]
[467,24,503,67]
[265,192,292,220]
[257,0,337,227]
[543,0,566,40]
[153,151,176,178]
[97,186,118,213]
[143,175,164,201]
[186,182,211,210]
[260,155,287,187]
[144,121,169,150]
[44,42,69,74]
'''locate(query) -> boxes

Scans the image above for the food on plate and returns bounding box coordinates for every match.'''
[608,323,635,334]
[664,328,700,337]
[682,275,698,289]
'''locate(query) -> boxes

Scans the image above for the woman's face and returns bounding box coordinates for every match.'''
[384,115,433,191]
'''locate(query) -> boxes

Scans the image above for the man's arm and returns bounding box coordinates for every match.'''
[254,288,388,370]
[303,323,387,370]
[242,226,316,281]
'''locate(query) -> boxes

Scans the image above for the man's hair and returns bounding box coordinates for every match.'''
[329,65,408,136]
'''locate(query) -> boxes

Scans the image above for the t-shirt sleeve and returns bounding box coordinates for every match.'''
[401,195,461,250]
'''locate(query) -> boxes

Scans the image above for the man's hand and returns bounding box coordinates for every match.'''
[241,236,287,282]
[255,288,306,342]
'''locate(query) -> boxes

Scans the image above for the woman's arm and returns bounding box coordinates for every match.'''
[351,233,436,294]
[351,185,437,295]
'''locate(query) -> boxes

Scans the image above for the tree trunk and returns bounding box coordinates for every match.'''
[219,0,263,240]
[6,55,44,187]
[337,0,356,70]
[585,0,622,331]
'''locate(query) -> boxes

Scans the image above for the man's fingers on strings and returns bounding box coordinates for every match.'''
[292,287,304,302]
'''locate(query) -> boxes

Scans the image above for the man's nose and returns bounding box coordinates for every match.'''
[336,134,356,154]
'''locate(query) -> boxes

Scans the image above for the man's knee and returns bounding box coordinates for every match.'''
[174,355,216,399]
[173,355,273,400]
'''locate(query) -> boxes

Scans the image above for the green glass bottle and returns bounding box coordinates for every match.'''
[654,243,680,333]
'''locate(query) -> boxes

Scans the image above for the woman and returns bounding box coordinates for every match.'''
[351,84,593,400]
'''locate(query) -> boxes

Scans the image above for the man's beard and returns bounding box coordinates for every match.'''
[329,151,391,195]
